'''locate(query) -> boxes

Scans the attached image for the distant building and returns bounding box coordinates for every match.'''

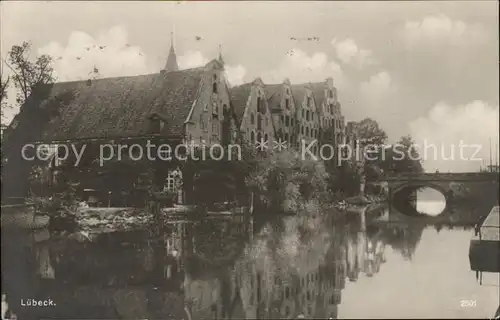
[230,78,276,152]
[2,33,351,200]
[1,36,237,200]
[230,78,346,157]
[485,165,500,173]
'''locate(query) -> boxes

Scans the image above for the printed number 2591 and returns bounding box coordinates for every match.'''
[460,300,476,308]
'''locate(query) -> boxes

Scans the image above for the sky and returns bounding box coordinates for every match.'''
[1,1,499,172]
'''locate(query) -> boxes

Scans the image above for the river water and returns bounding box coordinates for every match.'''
[1,194,499,319]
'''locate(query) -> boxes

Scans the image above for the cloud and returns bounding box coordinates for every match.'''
[38,25,152,81]
[409,101,500,172]
[331,38,374,68]
[177,50,208,69]
[403,14,488,47]
[261,48,344,86]
[360,71,396,105]
[224,64,246,86]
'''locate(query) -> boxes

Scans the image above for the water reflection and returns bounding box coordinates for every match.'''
[416,188,447,216]
[2,201,499,319]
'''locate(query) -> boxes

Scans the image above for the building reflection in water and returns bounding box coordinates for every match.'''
[345,209,388,282]
[2,207,406,320]
[227,216,347,320]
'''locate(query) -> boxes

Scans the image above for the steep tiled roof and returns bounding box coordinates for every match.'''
[309,82,326,109]
[229,83,253,123]
[15,67,204,143]
[264,84,283,112]
[290,84,307,107]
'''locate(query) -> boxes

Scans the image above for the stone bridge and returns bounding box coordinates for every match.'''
[368,172,499,211]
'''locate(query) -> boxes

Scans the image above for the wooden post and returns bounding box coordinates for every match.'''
[388,187,393,216]
[249,192,254,241]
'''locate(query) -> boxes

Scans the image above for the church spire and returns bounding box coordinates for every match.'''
[164,31,179,72]
[218,44,225,65]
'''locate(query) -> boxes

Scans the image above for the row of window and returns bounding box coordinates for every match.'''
[326,103,337,115]
[249,131,269,144]
[250,112,269,130]
[300,126,319,139]
[323,118,343,129]
[203,102,228,116]
[302,109,315,122]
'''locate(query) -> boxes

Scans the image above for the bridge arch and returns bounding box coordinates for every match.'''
[390,182,451,215]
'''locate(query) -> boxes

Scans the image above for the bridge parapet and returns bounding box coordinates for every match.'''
[370,172,499,182]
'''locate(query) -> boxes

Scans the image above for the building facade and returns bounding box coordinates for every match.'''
[230,78,276,150]
[229,78,348,159]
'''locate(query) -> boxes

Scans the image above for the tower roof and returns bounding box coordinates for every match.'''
[164,33,179,72]
[218,44,225,65]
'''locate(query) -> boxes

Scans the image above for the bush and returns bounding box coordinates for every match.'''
[245,149,329,215]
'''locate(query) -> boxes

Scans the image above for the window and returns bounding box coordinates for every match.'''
[306,111,310,121]
[285,115,290,126]
[329,90,333,98]
[200,114,206,131]
[212,102,218,115]
[257,132,262,142]
[307,96,311,107]
[285,287,290,298]
[302,109,305,118]
[165,171,179,191]
[301,125,304,135]
[265,117,269,126]
[251,113,255,125]
[251,131,255,144]
[212,122,218,133]
[330,104,333,114]
[150,118,161,133]
[264,134,268,142]
[285,98,289,109]
[306,127,310,137]
[257,96,262,113]
[257,114,262,130]
[213,82,218,93]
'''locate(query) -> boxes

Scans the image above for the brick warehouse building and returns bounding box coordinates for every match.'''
[1,38,352,203]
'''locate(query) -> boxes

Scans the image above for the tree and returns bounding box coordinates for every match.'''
[381,135,424,174]
[3,41,55,106]
[355,118,388,146]
[1,70,11,131]
[246,149,329,215]
[349,118,388,196]
[182,143,260,207]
